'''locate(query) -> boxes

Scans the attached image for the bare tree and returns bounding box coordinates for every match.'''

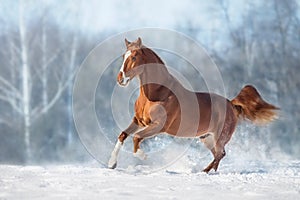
[0,0,78,161]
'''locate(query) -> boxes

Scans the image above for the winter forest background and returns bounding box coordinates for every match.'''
[0,0,299,165]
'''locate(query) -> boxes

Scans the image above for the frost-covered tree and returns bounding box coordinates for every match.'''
[0,0,80,161]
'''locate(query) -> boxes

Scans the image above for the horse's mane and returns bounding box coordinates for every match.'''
[140,46,164,64]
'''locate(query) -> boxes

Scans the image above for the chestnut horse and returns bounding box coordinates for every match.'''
[108,37,278,173]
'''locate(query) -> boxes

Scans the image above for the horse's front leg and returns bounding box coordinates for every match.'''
[108,118,140,169]
[133,105,166,160]
[132,124,161,160]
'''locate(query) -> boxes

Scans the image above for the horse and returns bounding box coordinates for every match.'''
[108,37,279,173]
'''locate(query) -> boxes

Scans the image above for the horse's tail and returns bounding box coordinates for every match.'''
[231,85,279,124]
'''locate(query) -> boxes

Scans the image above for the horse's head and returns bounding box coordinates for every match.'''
[117,37,145,86]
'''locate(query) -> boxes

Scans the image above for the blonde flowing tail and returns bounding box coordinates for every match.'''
[231,85,279,124]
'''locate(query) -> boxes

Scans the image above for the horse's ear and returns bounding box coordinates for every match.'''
[125,38,131,47]
[136,37,142,48]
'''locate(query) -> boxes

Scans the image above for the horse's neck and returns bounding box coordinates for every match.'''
[139,64,176,101]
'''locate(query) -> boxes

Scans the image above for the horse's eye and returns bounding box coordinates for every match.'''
[132,56,136,61]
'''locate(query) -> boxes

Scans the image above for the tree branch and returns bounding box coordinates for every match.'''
[31,66,79,121]
[0,94,22,114]
[0,76,22,99]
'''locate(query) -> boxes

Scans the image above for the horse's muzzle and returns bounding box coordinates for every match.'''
[117,72,130,86]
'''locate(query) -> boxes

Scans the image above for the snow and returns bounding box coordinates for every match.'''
[0,161,299,200]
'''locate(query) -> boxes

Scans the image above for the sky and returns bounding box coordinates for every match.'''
[0,0,258,49]
[45,0,247,33]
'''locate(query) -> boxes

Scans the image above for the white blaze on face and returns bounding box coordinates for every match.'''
[119,50,132,85]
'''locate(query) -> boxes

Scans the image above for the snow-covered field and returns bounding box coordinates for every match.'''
[0,161,299,200]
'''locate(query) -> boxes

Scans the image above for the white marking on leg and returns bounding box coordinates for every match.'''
[200,133,215,150]
[133,149,147,160]
[108,140,122,168]
[119,51,131,85]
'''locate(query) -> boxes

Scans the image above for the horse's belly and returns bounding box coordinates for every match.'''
[162,96,213,137]
[162,112,211,137]
[164,123,209,137]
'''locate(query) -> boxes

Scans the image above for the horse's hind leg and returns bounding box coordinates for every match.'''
[203,123,235,173]
[108,119,140,169]
[203,148,226,172]
[200,134,218,173]
[202,137,226,173]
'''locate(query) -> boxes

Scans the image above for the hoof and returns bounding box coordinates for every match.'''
[202,166,217,174]
[202,165,213,173]
[133,149,147,160]
[108,162,117,169]
[108,156,117,169]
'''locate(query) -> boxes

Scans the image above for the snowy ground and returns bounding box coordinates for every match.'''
[0,161,299,200]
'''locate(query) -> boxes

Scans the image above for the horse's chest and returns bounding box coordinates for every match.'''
[135,100,153,126]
